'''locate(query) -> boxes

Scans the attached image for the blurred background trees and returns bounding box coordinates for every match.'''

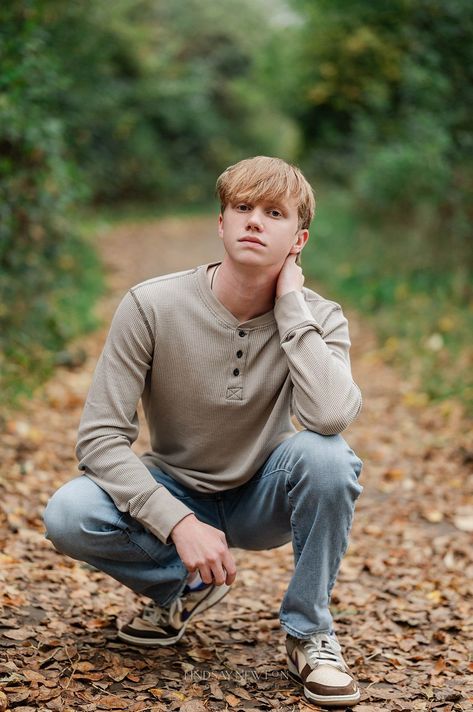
[289,0,473,406]
[1,0,472,409]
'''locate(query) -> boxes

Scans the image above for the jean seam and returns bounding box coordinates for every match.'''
[113,507,189,605]
[244,467,292,490]
[278,470,303,626]
[326,483,363,600]
[115,527,166,567]
[113,511,180,570]
[279,454,361,633]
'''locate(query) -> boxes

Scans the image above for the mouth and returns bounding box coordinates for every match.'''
[238,236,265,246]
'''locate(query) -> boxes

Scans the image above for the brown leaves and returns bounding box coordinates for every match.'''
[2,627,35,641]
[453,505,473,532]
[179,701,208,712]
[224,692,240,707]
[96,695,129,710]
[1,218,472,711]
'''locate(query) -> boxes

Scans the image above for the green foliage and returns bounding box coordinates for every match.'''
[303,187,473,412]
[1,0,472,413]
[0,2,102,407]
[0,0,299,408]
[292,0,472,252]
[30,0,299,205]
[289,1,472,411]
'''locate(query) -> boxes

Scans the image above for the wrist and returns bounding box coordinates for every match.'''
[276,287,299,301]
[170,513,197,541]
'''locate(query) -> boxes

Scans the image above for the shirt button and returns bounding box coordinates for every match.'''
[233,368,240,376]
[236,350,243,358]
[239,330,246,337]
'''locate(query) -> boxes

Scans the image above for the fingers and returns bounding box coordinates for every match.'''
[216,532,237,585]
[198,562,226,586]
[210,562,227,586]
[205,547,235,586]
[198,564,214,586]
[196,547,237,587]
[222,548,237,585]
[174,519,237,588]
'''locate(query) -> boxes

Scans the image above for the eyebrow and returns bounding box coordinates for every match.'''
[233,198,290,215]
[264,200,289,215]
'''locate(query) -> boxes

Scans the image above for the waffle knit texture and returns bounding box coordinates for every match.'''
[76,261,362,544]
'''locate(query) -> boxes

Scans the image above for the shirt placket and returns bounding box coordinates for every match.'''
[225,328,249,401]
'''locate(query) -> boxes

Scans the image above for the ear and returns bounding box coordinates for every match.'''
[218,213,224,239]
[289,229,309,255]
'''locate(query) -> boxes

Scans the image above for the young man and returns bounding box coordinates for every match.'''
[44,156,363,707]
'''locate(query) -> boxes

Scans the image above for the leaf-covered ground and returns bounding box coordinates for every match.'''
[1,216,472,712]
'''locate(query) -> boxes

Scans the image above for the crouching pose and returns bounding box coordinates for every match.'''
[45,156,364,707]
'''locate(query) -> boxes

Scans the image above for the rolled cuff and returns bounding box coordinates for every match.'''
[135,485,194,544]
[274,290,324,341]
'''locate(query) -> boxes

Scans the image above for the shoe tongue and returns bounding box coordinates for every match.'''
[144,609,167,628]
[306,636,343,669]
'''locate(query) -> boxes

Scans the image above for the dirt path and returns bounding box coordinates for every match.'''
[0,215,472,712]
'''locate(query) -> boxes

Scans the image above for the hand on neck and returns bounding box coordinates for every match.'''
[210,259,279,322]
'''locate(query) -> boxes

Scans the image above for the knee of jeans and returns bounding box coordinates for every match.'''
[44,488,79,554]
[290,430,363,500]
[44,477,114,556]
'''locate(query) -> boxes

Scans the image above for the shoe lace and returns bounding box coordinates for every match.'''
[142,597,183,627]
[303,633,346,673]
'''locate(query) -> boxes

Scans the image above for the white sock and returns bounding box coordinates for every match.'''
[186,571,203,590]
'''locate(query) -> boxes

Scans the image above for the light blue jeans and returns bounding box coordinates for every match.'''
[44,430,363,639]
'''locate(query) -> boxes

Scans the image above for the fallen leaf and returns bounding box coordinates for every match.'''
[453,507,473,532]
[96,695,129,709]
[209,680,224,700]
[384,468,406,481]
[422,509,444,523]
[149,688,164,698]
[75,661,95,672]
[108,665,131,682]
[2,626,35,640]
[224,693,241,707]
[179,701,208,712]
[0,691,9,711]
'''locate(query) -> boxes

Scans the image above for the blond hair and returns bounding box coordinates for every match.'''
[216,156,315,230]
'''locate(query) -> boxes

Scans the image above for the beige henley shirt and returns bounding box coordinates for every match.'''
[76,261,362,544]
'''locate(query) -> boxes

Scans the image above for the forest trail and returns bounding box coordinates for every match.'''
[1,215,471,712]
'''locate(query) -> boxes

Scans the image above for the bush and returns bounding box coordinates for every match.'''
[302,186,473,412]
[0,3,103,408]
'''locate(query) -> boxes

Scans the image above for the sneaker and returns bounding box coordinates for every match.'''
[117,582,230,646]
[286,632,361,707]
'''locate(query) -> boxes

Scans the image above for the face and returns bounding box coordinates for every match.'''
[218,196,309,269]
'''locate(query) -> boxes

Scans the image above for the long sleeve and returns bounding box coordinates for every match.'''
[274,290,362,434]
[75,289,194,544]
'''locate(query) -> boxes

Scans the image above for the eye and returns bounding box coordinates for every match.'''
[268,208,282,218]
[235,203,250,212]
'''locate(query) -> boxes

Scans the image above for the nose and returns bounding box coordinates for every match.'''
[246,207,264,231]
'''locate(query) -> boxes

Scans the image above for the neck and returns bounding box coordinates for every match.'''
[210,257,280,322]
